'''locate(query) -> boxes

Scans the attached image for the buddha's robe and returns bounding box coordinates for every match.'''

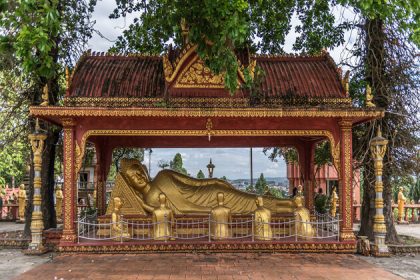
[135,170,294,215]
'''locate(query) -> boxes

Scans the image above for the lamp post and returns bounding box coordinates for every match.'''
[207,159,215,178]
[370,127,389,256]
[27,119,47,253]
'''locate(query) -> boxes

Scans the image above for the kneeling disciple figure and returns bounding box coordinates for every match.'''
[254,196,272,240]
[111,197,131,241]
[152,193,174,241]
[211,192,231,240]
[294,195,315,238]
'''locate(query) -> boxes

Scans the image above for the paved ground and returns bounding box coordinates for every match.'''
[1,223,418,280]
[0,222,24,233]
[0,250,50,280]
[10,253,404,280]
[394,224,420,239]
[360,254,420,280]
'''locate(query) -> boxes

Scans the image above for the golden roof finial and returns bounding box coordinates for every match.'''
[366,84,375,107]
[342,70,350,96]
[65,67,70,89]
[40,84,49,106]
[180,18,189,45]
[35,118,40,133]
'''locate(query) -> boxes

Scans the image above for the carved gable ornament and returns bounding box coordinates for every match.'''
[163,44,256,90]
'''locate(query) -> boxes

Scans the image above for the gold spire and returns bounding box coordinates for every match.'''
[40,84,49,106]
[65,67,70,89]
[366,84,375,107]
[180,18,189,45]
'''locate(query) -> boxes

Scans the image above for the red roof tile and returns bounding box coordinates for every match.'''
[67,51,346,100]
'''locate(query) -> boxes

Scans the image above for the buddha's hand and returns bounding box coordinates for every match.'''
[138,197,154,213]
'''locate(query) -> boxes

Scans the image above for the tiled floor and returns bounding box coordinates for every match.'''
[14,253,402,280]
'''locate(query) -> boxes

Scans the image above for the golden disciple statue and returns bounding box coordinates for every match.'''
[55,185,63,222]
[18,184,26,221]
[117,159,296,215]
[111,197,131,241]
[397,187,407,223]
[294,195,315,238]
[330,186,339,217]
[254,196,272,240]
[152,193,174,241]
[211,192,231,240]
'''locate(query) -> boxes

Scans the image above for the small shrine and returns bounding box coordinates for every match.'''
[30,42,383,253]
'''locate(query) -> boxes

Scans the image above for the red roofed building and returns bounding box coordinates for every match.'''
[31,43,383,253]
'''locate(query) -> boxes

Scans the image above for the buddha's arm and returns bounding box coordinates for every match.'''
[139,199,154,213]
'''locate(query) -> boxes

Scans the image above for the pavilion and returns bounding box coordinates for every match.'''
[30,42,383,253]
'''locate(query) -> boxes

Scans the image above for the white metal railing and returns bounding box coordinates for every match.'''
[76,213,341,243]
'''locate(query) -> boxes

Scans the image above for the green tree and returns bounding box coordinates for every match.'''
[0,0,97,234]
[158,160,169,170]
[254,173,268,195]
[345,1,419,243]
[196,170,205,179]
[109,0,348,93]
[170,153,188,174]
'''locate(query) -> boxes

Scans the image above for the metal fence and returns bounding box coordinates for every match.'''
[77,212,341,243]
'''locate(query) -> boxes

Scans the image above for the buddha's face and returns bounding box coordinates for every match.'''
[126,166,148,190]
[159,193,166,205]
[217,192,224,205]
[114,197,122,209]
[295,196,303,207]
[256,197,263,207]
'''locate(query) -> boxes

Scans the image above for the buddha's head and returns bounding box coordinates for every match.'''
[114,197,123,210]
[217,192,224,206]
[158,193,167,206]
[399,187,404,192]
[121,159,150,191]
[19,184,25,190]
[294,195,303,207]
[255,196,263,207]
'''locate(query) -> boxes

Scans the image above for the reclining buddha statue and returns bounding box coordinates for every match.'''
[106,158,299,216]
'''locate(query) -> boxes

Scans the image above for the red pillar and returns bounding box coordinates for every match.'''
[339,119,355,241]
[60,119,77,244]
[297,142,316,210]
[94,140,112,216]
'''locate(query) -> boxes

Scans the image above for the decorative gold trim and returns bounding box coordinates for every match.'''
[163,44,198,82]
[339,119,354,237]
[31,106,384,119]
[63,96,353,108]
[58,241,357,254]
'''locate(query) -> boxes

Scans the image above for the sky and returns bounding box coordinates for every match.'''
[87,2,355,179]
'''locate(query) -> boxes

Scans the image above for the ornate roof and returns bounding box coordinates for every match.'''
[66,45,349,107]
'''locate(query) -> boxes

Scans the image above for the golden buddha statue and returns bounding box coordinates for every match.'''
[397,187,407,223]
[152,193,174,241]
[294,195,315,238]
[254,196,272,240]
[211,192,231,240]
[116,158,296,215]
[111,197,131,241]
[55,185,63,222]
[330,186,338,217]
[18,184,26,221]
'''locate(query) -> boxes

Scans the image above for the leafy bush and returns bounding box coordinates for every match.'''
[314,194,329,214]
